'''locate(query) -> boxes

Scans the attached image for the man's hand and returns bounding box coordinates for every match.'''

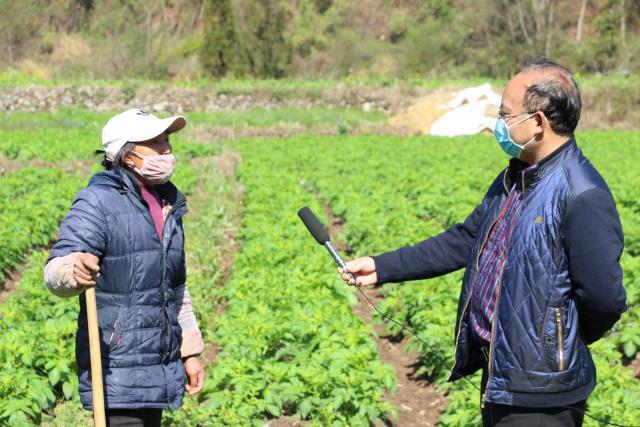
[183,356,205,395]
[338,256,377,287]
[72,253,100,287]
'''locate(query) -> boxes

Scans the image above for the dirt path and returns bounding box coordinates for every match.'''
[0,156,93,176]
[0,239,58,304]
[0,269,22,304]
[188,150,244,368]
[185,122,416,144]
[321,203,446,426]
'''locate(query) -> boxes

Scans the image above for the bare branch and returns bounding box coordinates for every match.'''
[576,0,587,42]
[516,0,534,46]
[545,0,554,57]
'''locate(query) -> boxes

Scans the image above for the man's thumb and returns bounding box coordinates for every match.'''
[346,258,365,273]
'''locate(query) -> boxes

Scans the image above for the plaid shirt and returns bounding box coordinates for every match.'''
[469,180,524,344]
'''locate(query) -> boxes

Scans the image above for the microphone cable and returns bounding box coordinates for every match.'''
[354,285,640,427]
[298,205,638,426]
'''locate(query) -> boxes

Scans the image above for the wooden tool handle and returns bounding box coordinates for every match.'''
[85,287,106,427]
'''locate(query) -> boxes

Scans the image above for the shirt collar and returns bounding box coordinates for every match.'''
[505,136,576,191]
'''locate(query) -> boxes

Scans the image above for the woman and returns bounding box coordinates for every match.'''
[44,108,205,426]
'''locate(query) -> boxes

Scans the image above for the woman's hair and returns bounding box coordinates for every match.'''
[95,142,136,172]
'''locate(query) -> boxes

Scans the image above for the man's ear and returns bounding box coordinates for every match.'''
[534,111,546,136]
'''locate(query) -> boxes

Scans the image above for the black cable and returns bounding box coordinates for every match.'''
[354,285,480,391]
[355,286,640,427]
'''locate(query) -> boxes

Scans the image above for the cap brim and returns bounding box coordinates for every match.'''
[128,116,187,143]
[165,116,187,134]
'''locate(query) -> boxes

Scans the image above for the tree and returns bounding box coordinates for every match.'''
[0,0,47,65]
[200,0,241,77]
[235,0,292,78]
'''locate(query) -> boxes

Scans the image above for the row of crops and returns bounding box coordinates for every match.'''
[258,131,640,426]
[0,107,638,425]
[0,109,394,426]
[178,131,639,425]
[168,145,396,426]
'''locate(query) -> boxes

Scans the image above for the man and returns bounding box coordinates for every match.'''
[340,59,627,427]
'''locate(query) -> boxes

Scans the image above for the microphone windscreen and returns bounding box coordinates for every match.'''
[298,207,330,245]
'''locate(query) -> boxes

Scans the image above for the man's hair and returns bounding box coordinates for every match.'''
[519,58,581,136]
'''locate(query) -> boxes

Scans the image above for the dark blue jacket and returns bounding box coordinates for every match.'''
[48,169,188,410]
[374,138,627,407]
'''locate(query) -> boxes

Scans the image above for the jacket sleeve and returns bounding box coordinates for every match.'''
[44,253,83,297]
[175,285,204,359]
[564,188,627,344]
[373,200,486,284]
[47,188,108,263]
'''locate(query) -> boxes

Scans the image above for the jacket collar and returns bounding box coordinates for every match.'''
[504,136,576,192]
[89,169,188,218]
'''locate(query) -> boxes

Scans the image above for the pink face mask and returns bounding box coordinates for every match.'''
[130,152,176,185]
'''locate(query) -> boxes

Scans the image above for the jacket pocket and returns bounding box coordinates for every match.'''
[100,307,123,349]
[541,306,568,371]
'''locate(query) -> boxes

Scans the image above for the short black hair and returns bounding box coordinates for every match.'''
[519,58,581,136]
[95,142,136,172]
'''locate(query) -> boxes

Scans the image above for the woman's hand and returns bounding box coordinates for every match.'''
[183,356,205,395]
[72,253,101,286]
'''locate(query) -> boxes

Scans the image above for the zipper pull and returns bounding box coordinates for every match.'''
[108,318,119,345]
[555,308,565,370]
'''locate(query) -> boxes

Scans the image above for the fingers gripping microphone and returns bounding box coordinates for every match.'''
[297,215,636,427]
[297,207,355,281]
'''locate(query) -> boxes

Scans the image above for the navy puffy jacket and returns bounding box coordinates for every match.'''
[48,169,188,410]
[374,138,627,407]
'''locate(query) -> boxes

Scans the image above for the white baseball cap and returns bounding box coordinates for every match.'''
[101,108,187,159]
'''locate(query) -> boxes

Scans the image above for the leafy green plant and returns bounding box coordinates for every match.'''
[166,142,396,426]
[0,168,88,281]
[241,131,640,426]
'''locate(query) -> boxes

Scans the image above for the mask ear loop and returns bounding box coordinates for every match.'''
[519,111,544,149]
[125,151,142,170]
[506,112,536,129]
[508,112,538,158]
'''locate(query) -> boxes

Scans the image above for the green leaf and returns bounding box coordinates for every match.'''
[265,403,282,417]
[62,381,74,400]
[299,399,312,418]
[48,368,60,386]
[623,341,637,358]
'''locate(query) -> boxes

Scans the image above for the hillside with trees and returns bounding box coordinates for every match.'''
[1,0,638,81]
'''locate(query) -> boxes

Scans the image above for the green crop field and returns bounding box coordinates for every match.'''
[0,108,638,426]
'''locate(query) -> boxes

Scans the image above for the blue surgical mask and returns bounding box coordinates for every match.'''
[494,114,536,158]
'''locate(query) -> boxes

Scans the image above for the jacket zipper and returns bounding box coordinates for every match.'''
[449,283,476,378]
[452,171,511,376]
[158,199,186,360]
[480,260,507,408]
[481,173,526,408]
[452,211,501,376]
[124,179,186,407]
[555,308,565,371]
[159,199,185,406]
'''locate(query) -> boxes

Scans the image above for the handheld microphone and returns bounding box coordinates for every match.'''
[296,213,635,427]
[297,206,355,282]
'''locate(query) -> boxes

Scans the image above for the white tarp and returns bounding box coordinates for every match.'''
[429,83,501,137]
